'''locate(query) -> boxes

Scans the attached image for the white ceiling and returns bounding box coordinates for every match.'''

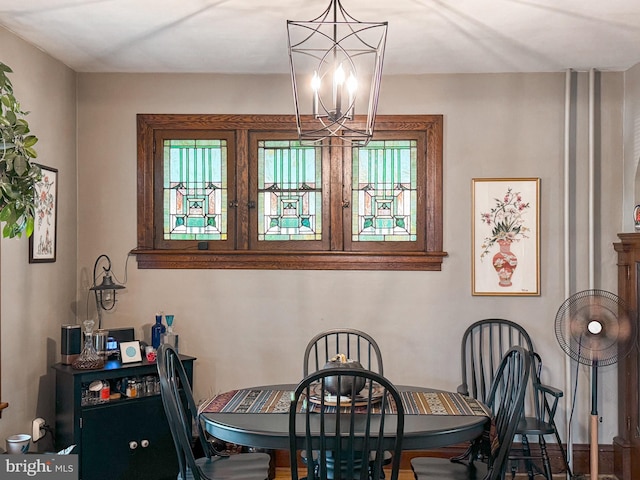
[1,0,639,75]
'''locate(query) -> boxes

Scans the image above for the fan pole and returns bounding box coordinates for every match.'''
[555,290,635,480]
[590,361,598,480]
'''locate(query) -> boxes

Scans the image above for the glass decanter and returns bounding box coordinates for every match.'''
[72,319,105,370]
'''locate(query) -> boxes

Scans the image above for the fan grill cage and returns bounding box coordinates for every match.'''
[554,289,636,366]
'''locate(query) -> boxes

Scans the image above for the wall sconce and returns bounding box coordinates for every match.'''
[287,0,388,146]
[89,254,125,329]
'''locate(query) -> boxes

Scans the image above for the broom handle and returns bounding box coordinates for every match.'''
[591,361,598,480]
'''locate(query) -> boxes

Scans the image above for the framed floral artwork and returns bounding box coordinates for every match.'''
[29,164,58,263]
[472,178,540,296]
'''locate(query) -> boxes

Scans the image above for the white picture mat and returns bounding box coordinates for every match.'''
[120,341,142,363]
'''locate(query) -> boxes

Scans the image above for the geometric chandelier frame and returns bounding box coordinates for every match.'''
[287,0,387,146]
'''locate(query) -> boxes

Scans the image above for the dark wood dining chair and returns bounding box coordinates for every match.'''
[411,345,531,480]
[289,367,404,480]
[509,352,567,480]
[303,328,389,476]
[303,328,384,376]
[458,319,534,402]
[156,344,271,480]
[455,319,571,480]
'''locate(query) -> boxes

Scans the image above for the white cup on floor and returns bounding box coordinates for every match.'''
[6,434,31,454]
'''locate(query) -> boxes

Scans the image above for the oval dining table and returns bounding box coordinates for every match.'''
[199,383,490,451]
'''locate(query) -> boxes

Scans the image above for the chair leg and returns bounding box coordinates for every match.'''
[510,458,518,480]
[521,434,535,480]
[451,436,485,467]
[368,460,385,480]
[450,441,473,465]
[553,427,573,479]
[539,436,553,480]
[368,466,385,480]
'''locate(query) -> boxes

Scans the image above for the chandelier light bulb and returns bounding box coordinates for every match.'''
[332,63,346,118]
[347,72,357,94]
[311,71,321,91]
[334,63,345,85]
[311,71,321,116]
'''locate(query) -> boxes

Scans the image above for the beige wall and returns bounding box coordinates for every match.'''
[76,70,625,444]
[0,26,77,448]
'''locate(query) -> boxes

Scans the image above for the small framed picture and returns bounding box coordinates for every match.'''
[29,164,58,263]
[120,341,142,363]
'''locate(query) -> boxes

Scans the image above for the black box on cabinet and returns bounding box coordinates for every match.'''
[61,324,81,365]
[108,327,135,343]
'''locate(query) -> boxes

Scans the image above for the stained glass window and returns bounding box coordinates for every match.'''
[257,140,322,241]
[352,140,417,242]
[163,139,227,240]
[137,114,444,270]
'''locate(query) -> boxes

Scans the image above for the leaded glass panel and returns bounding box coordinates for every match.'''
[352,140,417,242]
[163,139,227,240]
[258,140,322,241]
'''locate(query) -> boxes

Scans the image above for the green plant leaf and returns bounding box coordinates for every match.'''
[13,156,28,176]
[1,95,12,108]
[5,109,16,124]
[2,185,19,200]
[23,135,38,147]
[25,217,34,237]
[2,149,16,160]
[0,205,11,221]
[24,146,38,158]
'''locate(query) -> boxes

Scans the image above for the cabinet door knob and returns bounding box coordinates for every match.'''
[140,439,150,448]
[129,441,138,450]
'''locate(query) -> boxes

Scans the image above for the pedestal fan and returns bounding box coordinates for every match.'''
[555,289,636,480]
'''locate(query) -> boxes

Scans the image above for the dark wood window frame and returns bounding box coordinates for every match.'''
[133,114,447,270]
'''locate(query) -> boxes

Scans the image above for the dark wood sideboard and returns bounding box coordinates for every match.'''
[53,355,195,480]
[613,233,640,480]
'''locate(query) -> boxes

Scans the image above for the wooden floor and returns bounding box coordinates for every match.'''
[274,467,618,480]
[274,467,415,480]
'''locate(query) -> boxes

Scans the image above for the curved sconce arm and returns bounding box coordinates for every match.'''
[89,254,125,329]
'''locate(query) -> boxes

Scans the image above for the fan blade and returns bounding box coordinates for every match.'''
[555,289,636,366]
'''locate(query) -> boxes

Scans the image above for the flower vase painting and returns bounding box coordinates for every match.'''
[472,178,540,296]
[29,164,58,263]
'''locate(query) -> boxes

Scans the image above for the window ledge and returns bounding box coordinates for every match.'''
[131,249,448,271]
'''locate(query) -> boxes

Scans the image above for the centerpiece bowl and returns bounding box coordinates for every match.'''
[322,353,366,396]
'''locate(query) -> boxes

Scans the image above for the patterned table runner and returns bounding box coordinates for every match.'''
[199,388,490,417]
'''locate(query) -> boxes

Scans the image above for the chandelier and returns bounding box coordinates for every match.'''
[287,0,387,146]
